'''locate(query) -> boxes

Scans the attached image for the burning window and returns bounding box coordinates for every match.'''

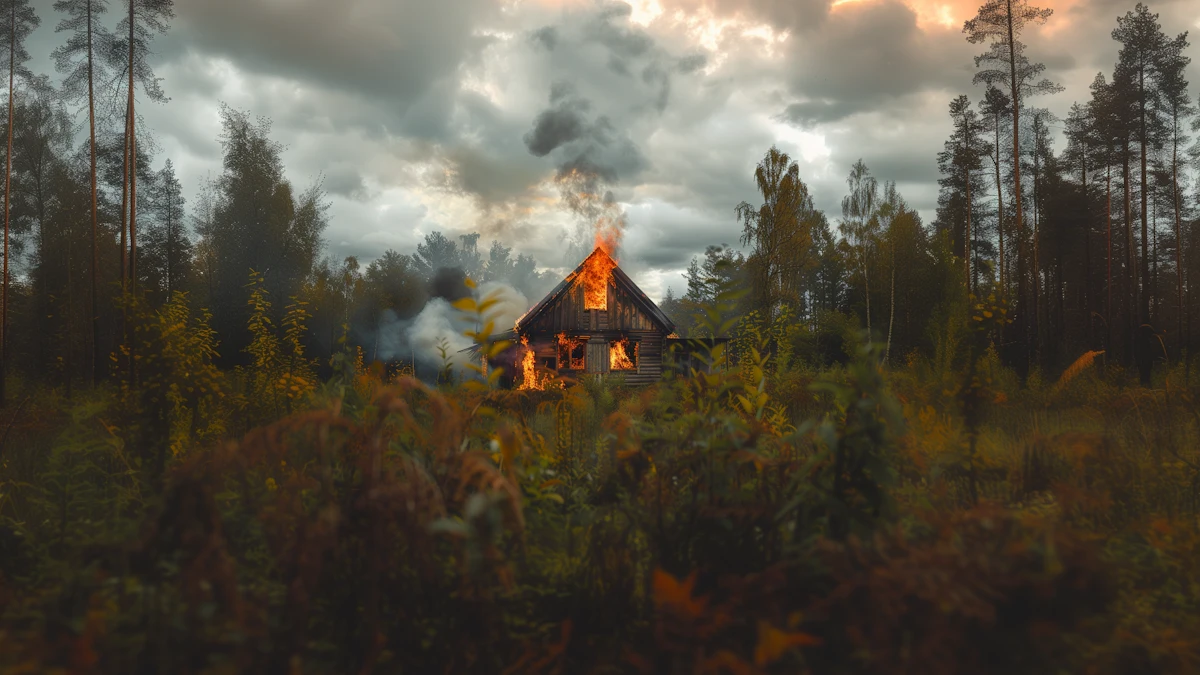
[557,333,586,370]
[609,338,638,371]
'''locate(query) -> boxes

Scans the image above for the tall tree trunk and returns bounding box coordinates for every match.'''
[886,238,895,364]
[1106,160,1113,362]
[127,0,138,290]
[166,185,173,296]
[1123,144,1135,367]
[1082,146,1090,346]
[994,120,1005,299]
[1138,69,1150,326]
[1005,0,1028,377]
[87,0,100,387]
[66,238,73,400]
[863,260,871,340]
[1152,190,1158,320]
[964,128,973,294]
[119,99,129,290]
[2,5,14,407]
[1032,169,1042,363]
[1031,121,1042,365]
[118,93,130,378]
[1137,68,1151,384]
[1172,119,1184,359]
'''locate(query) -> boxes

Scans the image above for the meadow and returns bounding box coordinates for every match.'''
[0,283,1197,675]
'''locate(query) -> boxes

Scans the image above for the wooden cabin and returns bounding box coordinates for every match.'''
[495,247,677,387]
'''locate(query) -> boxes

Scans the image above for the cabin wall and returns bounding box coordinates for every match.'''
[516,264,673,387]
[618,334,662,386]
[512,333,665,387]
[525,280,658,334]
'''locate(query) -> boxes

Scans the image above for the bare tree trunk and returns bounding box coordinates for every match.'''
[2,5,14,407]
[166,183,173,296]
[1138,69,1150,328]
[1173,125,1184,359]
[127,0,138,291]
[864,259,871,340]
[1082,146,1090,346]
[119,97,129,290]
[994,121,1005,299]
[1106,160,1113,361]
[87,0,100,387]
[1123,145,1135,367]
[964,130,973,294]
[1005,0,1028,376]
[118,92,130,379]
[66,238,73,400]
[1152,189,1158,321]
[1032,127,1042,365]
[1137,69,1151,385]
[886,239,895,364]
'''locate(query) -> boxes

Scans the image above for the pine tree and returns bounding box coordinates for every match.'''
[107,0,172,293]
[936,95,991,294]
[52,0,110,386]
[964,0,1059,375]
[1155,30,1191,355]
[140,158,191,302]
[1112,3,1172,382]
[0,0,38,406]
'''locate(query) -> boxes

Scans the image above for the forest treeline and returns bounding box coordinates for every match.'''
[0,0,1195,394]
[663,1,1198,387]
[0,0,557,400]
[2,1,1200,673]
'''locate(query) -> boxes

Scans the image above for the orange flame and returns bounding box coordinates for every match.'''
[609,338,637,371]
[557,332,585,369]
[581,248,616,310]
[518,336,547,391]
[555,167,626,311]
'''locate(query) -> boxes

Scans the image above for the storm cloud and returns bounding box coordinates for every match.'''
[17,0,1199,301]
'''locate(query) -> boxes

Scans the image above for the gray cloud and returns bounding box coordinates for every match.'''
[324,166,371,202]
[15,0,1200,304]
[778,0,977,126]
[668,0,834,33]
[166,0,499,140]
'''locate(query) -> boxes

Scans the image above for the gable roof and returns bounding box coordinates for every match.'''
[516,247,675,334]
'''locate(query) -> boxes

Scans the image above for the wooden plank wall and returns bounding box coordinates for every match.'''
[518,334,664,386]
[527,279,658,334]
[518,275,668,386]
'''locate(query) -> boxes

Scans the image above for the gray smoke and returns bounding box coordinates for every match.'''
[374,281,530,380]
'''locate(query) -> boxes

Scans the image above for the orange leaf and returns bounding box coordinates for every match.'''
[754,620,821,667]
[652,568,708,618]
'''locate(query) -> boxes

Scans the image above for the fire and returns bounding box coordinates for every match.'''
[557,332,585,369]
[581,248,617,310]
[518,336,546,391]
[555,166,627,311]
[609,338,637,371]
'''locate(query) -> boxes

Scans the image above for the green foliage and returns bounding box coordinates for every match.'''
[234,270,317,425]
[115,290,226,479]
[788,335,905,542]
[6,242,1200,675]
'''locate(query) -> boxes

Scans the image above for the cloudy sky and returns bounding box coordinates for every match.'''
[21,0,1200,301]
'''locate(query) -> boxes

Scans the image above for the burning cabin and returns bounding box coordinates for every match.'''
[492,247,676,388]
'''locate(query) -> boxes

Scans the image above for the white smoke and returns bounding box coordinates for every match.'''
[374,281,530,379]
[474,281,530,336]
[407,298,476,371]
